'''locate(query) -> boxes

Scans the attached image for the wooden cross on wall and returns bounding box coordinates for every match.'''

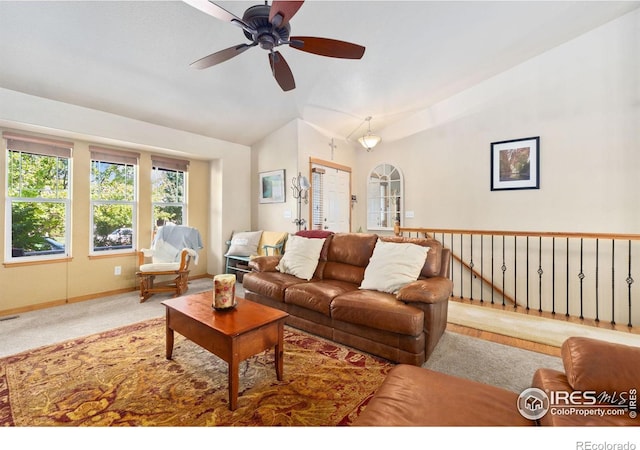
[329,138,337,160]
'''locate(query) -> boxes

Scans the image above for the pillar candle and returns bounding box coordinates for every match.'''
[213,274,236,309]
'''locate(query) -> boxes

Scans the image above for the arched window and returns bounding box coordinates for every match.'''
[367,164,403,231]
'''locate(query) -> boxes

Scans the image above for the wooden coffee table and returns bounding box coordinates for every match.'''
[161,291,289,410]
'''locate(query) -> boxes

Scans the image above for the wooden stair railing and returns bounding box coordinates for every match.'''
[395,225,640,330]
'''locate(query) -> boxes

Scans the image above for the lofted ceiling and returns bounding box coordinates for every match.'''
[0,1,638,149]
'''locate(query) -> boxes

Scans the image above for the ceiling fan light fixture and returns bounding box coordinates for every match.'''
[358,116,381,151]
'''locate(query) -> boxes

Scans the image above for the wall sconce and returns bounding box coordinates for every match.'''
[357,116,381,151]
[291,172,310,231]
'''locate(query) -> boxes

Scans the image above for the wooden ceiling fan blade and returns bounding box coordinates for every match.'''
[190,43,253,69]
[289,36,365,59]
[269,51,296,92]
[269,1,304,28]
[183,0,251,31]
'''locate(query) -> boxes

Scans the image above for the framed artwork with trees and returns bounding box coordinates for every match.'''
[490,137,540,191]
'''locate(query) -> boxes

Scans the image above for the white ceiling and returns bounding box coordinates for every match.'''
[1,1,639,148]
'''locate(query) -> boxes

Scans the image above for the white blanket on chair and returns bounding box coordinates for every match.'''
[152,226,203,264]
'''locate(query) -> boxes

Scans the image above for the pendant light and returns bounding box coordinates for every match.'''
[357,116,381,151]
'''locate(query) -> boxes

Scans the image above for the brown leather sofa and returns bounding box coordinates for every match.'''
[532,336,640,426]
[354,336,640,426]
[354,364,535,426]
[242,232,453,365]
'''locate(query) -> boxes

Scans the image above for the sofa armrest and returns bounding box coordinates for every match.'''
[396,277,453,304]
[248,255,282,272]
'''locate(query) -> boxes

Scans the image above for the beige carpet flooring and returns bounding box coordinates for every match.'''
[0,278,219,358]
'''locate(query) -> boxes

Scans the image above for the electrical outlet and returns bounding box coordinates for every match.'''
[114,266,122,276]
[405,211,415,218]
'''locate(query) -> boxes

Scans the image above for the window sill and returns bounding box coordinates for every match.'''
[3,257,73,268]
[88,251,138,260]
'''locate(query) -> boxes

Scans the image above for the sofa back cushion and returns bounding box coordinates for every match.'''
[562,336,640,393]
[276,235,326,281]
[360,240,430,294]
[295,230,334,279]
[323,233,378,284]
[380,236,443,278]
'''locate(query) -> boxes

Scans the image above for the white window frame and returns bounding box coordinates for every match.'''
[89,146,139,254]
[4,132,72,262]
[151,155,189,232]
[367,163,404,231]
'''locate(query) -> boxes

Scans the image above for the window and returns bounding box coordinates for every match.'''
[151,155,188,232]
[90,146,139,252]
[311,167,325,230]
[4,132,72,260]
[367,163,403,231]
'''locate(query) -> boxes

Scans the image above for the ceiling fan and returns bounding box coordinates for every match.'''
[184,0,366,91]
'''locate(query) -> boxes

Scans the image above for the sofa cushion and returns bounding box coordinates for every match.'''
[226,230,262,257]
[561,336,640,393]
[331,289,424,336]
[276,235,326,281]
[532,366,640,426]
[380,236,442,278]
[323,233,378,284]
[354,365,534,426]
[242,271,307,302]
[285,280,359,316]
[295,230,334,279]
[360,240,429,294]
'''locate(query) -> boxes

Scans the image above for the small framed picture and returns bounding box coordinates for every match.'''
[259,169,286,203]
[491,137,540,191]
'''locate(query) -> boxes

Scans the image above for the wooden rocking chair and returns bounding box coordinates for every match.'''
[135,225,202,303]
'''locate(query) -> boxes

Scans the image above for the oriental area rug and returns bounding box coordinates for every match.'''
[0,318,392,426]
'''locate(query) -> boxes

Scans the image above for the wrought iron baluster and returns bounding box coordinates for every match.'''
[538,236,543,313]
[513,235,517,309]
[450,234,455,293]
[469,234,474,301]
[501,235,506,306]
[578,238,584,320]
[552,238,556,315]
[459,233,463,299]
[595,239,600,322]
[491,235,495,304]
[480,234,484,303]
[526,236,530,310]
[627,240,634,328]
[611,240,616,326]
[566,237,570,317]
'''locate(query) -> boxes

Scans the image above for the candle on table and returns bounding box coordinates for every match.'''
[213,274,236,309]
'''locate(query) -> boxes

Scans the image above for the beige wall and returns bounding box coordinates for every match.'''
[0,132,211,313]
[250,119,360,234]
[352,8,639,235]
[251,120,299,233]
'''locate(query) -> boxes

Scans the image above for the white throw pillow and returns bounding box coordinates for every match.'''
[276,235,326,281]
[360,240,430,294]
[225,230,263,257]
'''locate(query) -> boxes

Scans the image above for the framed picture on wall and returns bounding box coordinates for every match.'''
[259,169,286,203]
[490,137,540,191]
